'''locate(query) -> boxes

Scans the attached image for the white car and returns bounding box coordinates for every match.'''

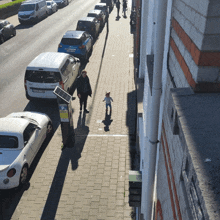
[0,112,53,189]
[46,0,58,15]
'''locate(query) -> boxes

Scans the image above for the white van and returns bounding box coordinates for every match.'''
[24,52,80,100]
[18,0,48,24]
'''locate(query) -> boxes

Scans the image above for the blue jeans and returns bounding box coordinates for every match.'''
[106,103,112,109]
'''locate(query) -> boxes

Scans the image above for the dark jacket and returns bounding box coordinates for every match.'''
[76,75,92,96]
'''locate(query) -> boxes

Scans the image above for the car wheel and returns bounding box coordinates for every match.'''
[13,29,16,36]
[0,35,4,44]
[19,165,28,185]
[46,122,53,137]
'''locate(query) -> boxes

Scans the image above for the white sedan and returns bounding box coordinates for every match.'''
[0,112,53,189]
[46,0,58,15]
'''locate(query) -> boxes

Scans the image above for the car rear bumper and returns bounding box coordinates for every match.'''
[0,175,19,189]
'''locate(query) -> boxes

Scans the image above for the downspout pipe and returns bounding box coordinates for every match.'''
[139,0,149,78]
[142,0,168,219]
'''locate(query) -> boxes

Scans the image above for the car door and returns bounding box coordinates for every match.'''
[83,33,91,52]
[2,21,10,38]
[94,18,100,33]
[69,56,78,85]
[4,21,11,37]
[23,123,42,163]
[87,33,93,50]
[61,59,71,90]
[52,1,55,12]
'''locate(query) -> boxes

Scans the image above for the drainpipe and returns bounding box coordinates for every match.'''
[139,0,149,78]
[141,0,168,219]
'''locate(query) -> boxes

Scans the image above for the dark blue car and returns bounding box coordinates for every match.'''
[58,30,93,61]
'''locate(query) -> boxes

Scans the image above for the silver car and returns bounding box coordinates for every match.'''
[46,0,58,14]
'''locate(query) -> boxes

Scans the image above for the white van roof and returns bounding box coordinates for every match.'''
[22,0,45,4]
[27,52,69,71]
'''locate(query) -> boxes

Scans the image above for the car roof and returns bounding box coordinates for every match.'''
[88,10,102,14]
[95,3,107,6]
[22,0,44,4]
[0,118,28,134]
[27,52,69,70]
[78,17,95,22]
[62,30,85,39]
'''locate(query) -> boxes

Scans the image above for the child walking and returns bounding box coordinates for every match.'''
[103,92,113,112]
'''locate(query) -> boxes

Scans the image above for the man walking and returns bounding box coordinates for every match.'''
[116,0,121,17]
[77,70,92,113]
[123,0,127,17]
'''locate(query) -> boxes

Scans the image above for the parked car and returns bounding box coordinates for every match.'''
[94,3,109,21]
[87,9,106,28]
[24,52,80,100]
[58,30,93,61]
[46,0,58,14]
[0,20,16,44]
[53,0,68,8]
[0,111,53,189]
[76,17,100,39]
[18,0,48,24]
[100,0,114,11]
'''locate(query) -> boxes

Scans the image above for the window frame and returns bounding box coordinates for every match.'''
[23,123,38,146]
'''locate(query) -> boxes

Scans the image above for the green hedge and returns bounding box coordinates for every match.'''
[0,0,26,18]
[0,0,25,10]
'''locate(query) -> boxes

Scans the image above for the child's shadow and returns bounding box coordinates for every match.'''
[102,111,113,132]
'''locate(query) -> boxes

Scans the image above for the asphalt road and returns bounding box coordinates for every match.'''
[0,0,98,118]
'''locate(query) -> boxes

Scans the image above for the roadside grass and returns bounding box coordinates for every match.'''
[0,0,25,10]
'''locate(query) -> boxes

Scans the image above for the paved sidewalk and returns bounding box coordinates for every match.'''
[10,6,136,220]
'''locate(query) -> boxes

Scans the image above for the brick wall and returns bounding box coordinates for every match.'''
[156,76,193,220]
[170,0,220,92]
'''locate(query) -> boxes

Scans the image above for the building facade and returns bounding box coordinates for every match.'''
[135,0,220,219]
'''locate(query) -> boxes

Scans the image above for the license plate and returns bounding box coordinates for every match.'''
[66,49,76,52]
[32,89,45,93]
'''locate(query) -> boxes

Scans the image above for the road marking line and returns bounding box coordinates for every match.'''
[76,134,129,137]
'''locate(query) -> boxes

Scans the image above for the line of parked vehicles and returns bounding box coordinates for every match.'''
[0,0,70,44]
[0,0,114,190]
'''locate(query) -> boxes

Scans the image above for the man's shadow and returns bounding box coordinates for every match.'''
[41,112,89,220]
[102,111,113,131]
[76,111,86,129]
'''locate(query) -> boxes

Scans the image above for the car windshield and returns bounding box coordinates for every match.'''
[19,4,35,11]
[25,70,61,83]
[61,38,82,46]
[95,6,106,11]
[77,21,92,29]
[0,135,18,149]
[88,13,96,18]
[46,2,51,5]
